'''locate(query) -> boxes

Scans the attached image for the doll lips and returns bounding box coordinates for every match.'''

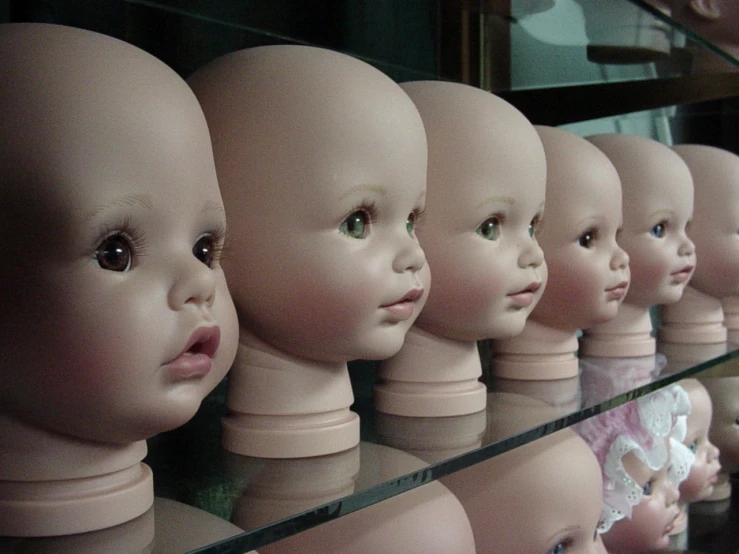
[605,281,629,301]
[382,288,423,321]
[165,326,220,379]
[671,265,694,283]
[508,281,541,308]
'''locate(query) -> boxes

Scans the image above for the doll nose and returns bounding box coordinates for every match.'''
[393,235,427,274]
[518,237,545,269]
[707,440,720,462]
[665,480,680,506]
[677,235,695,258]
[168,254,217,310]
[610,244,629,271]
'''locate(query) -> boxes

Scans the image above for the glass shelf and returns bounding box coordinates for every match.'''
[127,341,739,553]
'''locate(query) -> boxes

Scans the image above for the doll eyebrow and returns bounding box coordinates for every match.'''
[475,195,515,210]
[648,209,674,219]
[338,184,387,201]
[83,193,153,222]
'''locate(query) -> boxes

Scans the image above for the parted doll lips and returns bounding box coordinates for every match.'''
[605,281,629,301]
[671,265,694,283]
[507,281,541,308]
[165,326,221,378]
[381,288,424,321]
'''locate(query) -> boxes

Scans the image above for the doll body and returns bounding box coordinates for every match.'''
[188,46,429,457]
[581,134,695,358]
[0,23,239,535]
[375,81,547,417]
[660,145,739,346]
[492,126,630,380]
[669,379,721,535]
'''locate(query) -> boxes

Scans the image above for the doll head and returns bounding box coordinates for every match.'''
[587,134,695,309]
[673,144,739,300]
[575,385,689,551]
[668,0,739,50]
[399,81,547,341]
[528,126,629,332]
[443,395,606,554]
[700,376,739,475]
[677,378,721,503]
[188,45,429,363]
[0,23,239,443]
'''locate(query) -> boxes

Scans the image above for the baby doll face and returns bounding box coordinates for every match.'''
[673,144,739,299]
[402,82,547,342]
[679,381,721,502]
[0,24,238,444]
[188,46,429,362]
[702,377,739,475]
[530,127,630,331]
[603,449,681,553]
[588,135,696,308]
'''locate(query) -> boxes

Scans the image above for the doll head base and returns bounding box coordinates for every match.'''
[0,417,153,537]
[660,287,728,344]
[491,321,579,380]
[222,342,359,459]
[723,295,739,344]
[375,327,487,417]
[580,303,656,358]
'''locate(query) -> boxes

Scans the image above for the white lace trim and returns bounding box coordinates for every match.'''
[598,384,692,533]
[668,434,695,486]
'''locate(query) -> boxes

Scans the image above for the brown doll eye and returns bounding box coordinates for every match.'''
[193,234,216,268]
[95,233,132,272]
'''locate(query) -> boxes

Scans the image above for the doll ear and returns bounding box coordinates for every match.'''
[687,0,722,20]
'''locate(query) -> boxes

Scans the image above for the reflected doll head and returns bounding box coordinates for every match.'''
[588,134,695,309]
[678,378,721,503]
[400,81,547,342]
[188,45,429,363]
[0,23,239,444]
[528,126,630,332]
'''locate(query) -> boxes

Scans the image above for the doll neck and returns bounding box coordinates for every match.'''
[374,326,487,418]
[0,413,152,536]
[659,286,727,345]
[722,295,739,345]
[222,330,359,458]
[490,320,579,380]
[579,302,655,358]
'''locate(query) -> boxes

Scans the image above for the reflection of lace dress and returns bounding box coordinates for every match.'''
[575,383,691,533]
[579,353,665,407]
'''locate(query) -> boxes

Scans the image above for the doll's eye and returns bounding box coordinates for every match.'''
[476,216,501,241]
[642,480,653,496]
[193,234,217,268]
[650,221,667,238]
[529,214,542,238]
[548,538,573,554]
[339,210,369,239]
[578,229,596,248]
[406,212,417,236]
[689,440,698,453]
[95,233,133,272]
[734,415,739,426]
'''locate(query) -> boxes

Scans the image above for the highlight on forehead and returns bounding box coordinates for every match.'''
[647,208,675,220]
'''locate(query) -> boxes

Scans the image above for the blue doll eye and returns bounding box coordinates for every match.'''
[550,543,565,554]
[689,440,698,453]
[476,216,501,241]
[642,480,652,495]
[650,221,666,238]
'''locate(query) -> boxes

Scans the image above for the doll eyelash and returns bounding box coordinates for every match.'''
[94,216,148,257]
[348,199,378,224]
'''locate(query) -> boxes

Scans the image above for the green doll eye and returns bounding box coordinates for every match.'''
[406,212,416,236]
[476,216,501,241]
[339,210,369,239]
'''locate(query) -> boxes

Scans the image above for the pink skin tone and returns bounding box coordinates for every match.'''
[672,145,739,301]
[603,447,681,553]
[588,134,696,310]
[0,23,239,445]
[188,45,429,364]
[679,380,721,504]
[401,81,547,343]
[529,127,630,332]
[667,0,739,59]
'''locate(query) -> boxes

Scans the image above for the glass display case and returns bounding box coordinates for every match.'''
[2,1,739,552]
